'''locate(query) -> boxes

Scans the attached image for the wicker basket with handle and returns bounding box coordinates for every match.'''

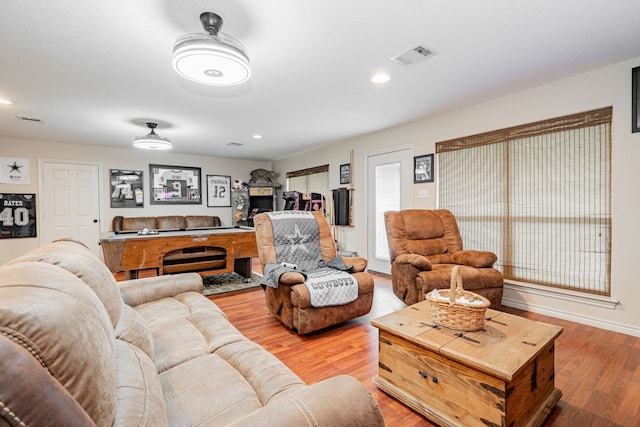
[425,265,490,331]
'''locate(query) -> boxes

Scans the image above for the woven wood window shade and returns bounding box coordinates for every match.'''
[436,107,612,295]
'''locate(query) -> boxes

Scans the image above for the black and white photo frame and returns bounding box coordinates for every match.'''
[339,163,351,185]
[414,154,434,183]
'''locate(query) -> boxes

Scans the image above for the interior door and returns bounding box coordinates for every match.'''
[366,148,412,274]
[39,160,102,257]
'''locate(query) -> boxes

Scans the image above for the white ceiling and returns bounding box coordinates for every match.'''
[1,0,640,161]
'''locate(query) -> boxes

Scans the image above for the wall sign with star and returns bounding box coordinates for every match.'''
[0,193,37,238]
[0,157,31,184]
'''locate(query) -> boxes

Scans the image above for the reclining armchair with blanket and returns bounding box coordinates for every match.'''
[254,211,374,334]
[384,209,504,309]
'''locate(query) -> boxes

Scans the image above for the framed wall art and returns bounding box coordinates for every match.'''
[207,175,231,207]
[339,163,351,185]
[110,169,144,208]
[0,158,30,184]
[149,164,202,205]
[0,193,37,238]
[633,66,640,133]
[414,154,434,183]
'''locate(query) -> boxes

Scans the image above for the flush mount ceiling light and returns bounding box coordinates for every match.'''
[133,122,173,150]
[173,12,250,86]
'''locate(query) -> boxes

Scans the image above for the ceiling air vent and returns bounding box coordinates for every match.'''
[390,45,434,67]
[16,115,43,123]
[227,142,243,147]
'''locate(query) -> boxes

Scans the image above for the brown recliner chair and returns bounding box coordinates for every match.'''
[384,209,503,309]
[253,211,375,334]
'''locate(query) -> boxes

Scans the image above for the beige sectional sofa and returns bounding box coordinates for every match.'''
[0,240,385,426]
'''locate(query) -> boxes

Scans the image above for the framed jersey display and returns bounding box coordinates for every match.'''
[206,175,231,207]
[110,169,144,208]
[0,193,37,238]
[149,164,202,205]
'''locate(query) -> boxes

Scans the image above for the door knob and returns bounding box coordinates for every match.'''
[93,219,98,223]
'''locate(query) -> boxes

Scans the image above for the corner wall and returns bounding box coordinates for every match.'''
[273,57,640,336]
[0,137,271,264]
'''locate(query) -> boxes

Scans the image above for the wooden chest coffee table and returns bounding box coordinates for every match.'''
[371,300,563,427]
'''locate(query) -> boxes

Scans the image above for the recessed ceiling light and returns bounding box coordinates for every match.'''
[370,73,390,84]
[252,134,262,139]
[0,98,13,105]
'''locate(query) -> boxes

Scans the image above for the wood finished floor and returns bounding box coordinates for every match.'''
[120,266,639,426]
[207,270,640,427]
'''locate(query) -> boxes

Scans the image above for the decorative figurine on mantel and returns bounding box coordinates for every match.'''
[248,168,281,188]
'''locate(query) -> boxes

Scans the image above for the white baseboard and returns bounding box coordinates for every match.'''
[501,296,640,338]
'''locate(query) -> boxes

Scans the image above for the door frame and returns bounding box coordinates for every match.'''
[365,145,413,274]
[38,158,105,253]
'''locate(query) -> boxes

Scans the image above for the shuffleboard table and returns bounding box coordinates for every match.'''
[99,226,258,279]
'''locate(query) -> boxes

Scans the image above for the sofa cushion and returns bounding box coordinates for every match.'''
[214,340,305,405]
[185,215,221,228]
[160,354,263,427]
[156,215,186,230]
[115,304,155,359]
[0,262,117,427]
[5,239,122,327]
[114,339,168,427]
[121,216,158,231]
[133,292,247,372]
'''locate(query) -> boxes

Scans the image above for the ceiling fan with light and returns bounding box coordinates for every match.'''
[172,12,251,86]
[133,122,172,150]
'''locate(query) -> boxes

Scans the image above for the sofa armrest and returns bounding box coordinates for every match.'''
[341,256,367,272]
[451,250,497,268]
[228,375,384,427]
[118,273,203,307]
[112,215,124,232]
[394,253,432,270]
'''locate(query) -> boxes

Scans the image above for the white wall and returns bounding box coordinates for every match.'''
[274,57,640,336]
[0,137,271,264]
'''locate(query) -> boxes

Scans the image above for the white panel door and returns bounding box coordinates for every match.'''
[366,148,412,274]
[40,160,101,257]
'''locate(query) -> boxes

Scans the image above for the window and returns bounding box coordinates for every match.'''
[436,107,612,296]
[374,162,401,260]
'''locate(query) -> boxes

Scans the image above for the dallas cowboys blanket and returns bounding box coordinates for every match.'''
[261,211,358,307]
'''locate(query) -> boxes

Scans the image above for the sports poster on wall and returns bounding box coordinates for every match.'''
[0,193,37,238]
[149,164,202,205]
[110,169,144,208]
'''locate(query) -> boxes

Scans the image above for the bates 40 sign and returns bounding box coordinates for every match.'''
[0,193,37,238]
